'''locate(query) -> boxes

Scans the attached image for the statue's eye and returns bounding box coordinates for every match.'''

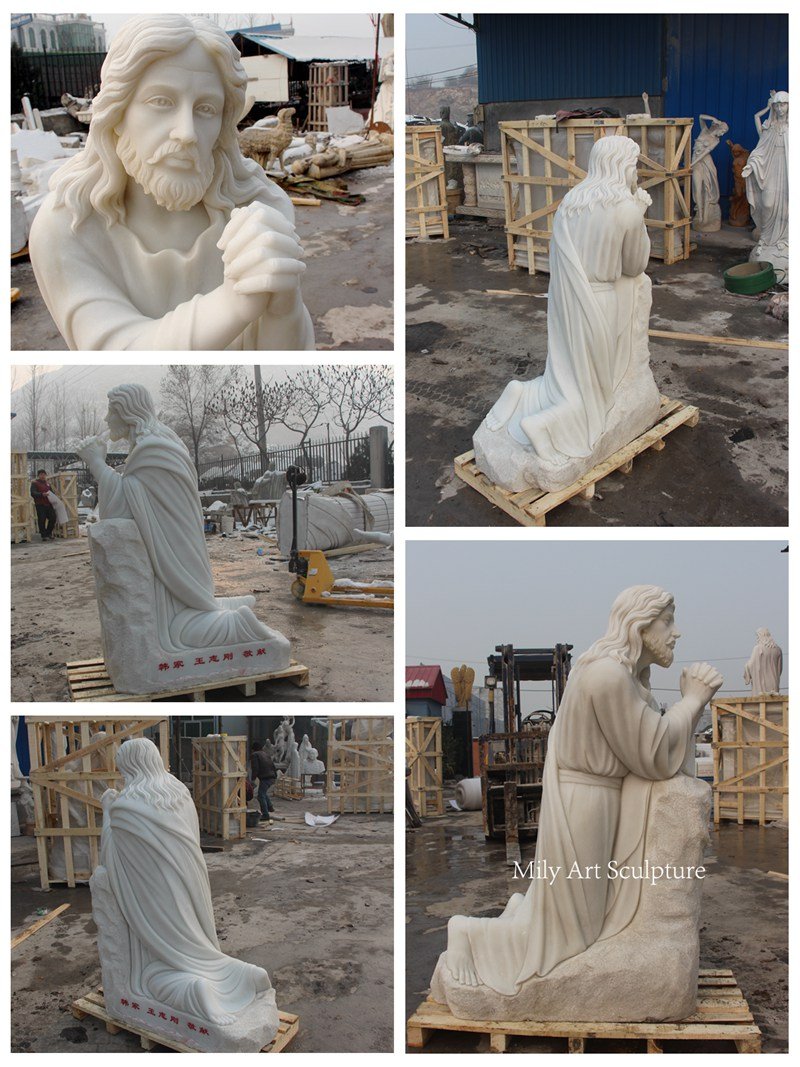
[196,103,218,116]
[147,96,173,108]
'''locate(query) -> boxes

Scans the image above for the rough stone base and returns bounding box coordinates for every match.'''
[88,519,290,694]
[750,241,788,278]
[90,865,279,1052]
[430,774,710,1022]
[473,365,661,494]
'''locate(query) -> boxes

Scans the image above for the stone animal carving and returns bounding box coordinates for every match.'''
[239,108,296,173]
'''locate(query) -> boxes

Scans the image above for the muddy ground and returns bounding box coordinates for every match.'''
[11,533,393,702]
[406,221,788,527]
[11,793,393,1053]
[11,165,393,352]
[406,804,788,1053]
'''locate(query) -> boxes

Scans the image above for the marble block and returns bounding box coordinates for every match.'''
[431,774,710,1022]
[89,519,290,694]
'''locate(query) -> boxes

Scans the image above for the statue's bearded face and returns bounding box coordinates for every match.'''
[641,605,680,668]
[113,40,225,212]
[104,402,129,442]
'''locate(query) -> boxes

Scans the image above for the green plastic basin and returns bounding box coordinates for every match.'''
[723,261,776,295]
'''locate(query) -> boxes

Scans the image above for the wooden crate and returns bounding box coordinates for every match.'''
[50,469,80,539]
[66,656,310,702]
[405,717,443,817]
[327,718,393,814]
[407,970,761,1053]
[26,717,169,889]
[712,694,788,826]
[307,61,349,132]
[191,735,246,840]
[11,450,35,543]
[406,125,449,239]
[72,988,299,1052]
[500,117,693,274]
[455,396,699,526]
[273,774,303,800]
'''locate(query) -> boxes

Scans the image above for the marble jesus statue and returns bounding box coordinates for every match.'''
[743,627,783,695]
[91,738,279,1051]
[473,136,662,493]
[431,586,723,1022]
[77,383,290,694]
[29,14,314,351]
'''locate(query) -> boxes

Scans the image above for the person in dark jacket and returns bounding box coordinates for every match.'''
[250,740,277,821]
[30,469,57,541]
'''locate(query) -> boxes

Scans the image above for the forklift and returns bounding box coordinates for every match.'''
[479,644,572,865]
[285,466,394,610]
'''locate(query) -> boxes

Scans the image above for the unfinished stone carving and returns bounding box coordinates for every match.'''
[299,734,325,776]
[91,738,278,1051]
[473,137,662,493]
[77,383,290,695]
[727,141,752,227]
[431,586,723,1022]
[744,628,783,695]
[691,114,728,232]
[743,91,789,275]
[29,14,314,351]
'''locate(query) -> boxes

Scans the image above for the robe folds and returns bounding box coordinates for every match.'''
[29,186,315,351]
[745,113,788,253]
[100,786,269,1021]
[459,658,696,996]
[97,429,273,652]
[744,643,783,695]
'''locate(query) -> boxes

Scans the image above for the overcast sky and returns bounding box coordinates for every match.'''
[407,13,476,83]
[94,12,382,43]
[407,540,788,709]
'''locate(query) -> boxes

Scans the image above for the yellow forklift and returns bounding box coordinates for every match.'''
[286,466,394,610]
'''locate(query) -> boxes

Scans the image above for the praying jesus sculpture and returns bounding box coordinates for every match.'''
[29,14,314,350]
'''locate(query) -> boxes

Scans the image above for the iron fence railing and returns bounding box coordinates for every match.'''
[11,48,105,112]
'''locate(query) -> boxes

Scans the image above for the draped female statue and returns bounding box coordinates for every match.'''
[691,114,728,232]
[743,91,789,275]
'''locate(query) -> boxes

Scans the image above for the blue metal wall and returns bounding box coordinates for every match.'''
[665,13,788,197]
[475,14,664,104]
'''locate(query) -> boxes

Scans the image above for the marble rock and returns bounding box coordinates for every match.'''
[473,137,662,494]
[431,775,710,1022]
[91,738,278,1052]
[743,91,789,276]
[29,14,314,351]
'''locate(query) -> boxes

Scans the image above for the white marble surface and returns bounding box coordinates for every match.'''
[743,91,789,276]
[29,15,313,350]
[744,628,783,695]
[691,114,728,232]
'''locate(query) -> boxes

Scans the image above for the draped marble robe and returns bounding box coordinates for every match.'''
[691,116,728,232]
[97,748,271,1022]
[744,93,789,273]
[96,427,274,653]
[29,188,314,351]
[743,630,783,695]
[450,657,696,995]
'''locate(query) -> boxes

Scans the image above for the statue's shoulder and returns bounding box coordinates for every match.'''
[580,656,632,687]
[29,195,99,265]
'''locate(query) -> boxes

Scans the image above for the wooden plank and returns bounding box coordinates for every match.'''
[11,903,71,949]
[406,126,448,239]
[454,397,699,526]
[649,329,787,351]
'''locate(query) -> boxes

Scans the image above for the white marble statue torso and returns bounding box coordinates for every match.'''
[743,92,789,274]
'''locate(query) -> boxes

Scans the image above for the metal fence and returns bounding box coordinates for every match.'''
[11,48,105,112]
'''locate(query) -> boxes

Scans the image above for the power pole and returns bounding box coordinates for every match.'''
[253,365,267,470]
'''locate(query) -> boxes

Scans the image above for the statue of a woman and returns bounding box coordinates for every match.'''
[77,384,290,693]
[473,136,662,493]
[691,114,728,232]
[743,91,788,274]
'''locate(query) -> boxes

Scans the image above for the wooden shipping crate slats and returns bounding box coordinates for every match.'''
[406,717,444,817]
[192,735,247,841]
[326,718,393,814]
[405,125,449,240]
[712,694,789,826]
[407,970,761,1053]
[454,396,699,526]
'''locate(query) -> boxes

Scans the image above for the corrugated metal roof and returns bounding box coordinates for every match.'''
[235,33,388,63]
[405,665,448,706]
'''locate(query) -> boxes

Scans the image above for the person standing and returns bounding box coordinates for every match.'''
[250,740,277,822]
[30,468,57,541]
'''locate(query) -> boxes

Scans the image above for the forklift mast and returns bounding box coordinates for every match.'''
[487,644,572,733]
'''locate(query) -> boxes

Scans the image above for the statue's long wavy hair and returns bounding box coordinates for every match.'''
[574,585,674,687]
[559,135,640,217]
[107,383,184,450]
[115,738,188,810]
[50,14,271,230]
[756,627,778,649]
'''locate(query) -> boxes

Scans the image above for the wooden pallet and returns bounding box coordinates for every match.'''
[71,988,298,1053]
[66,658,310,702]
[407,970,761,1053]
[455,396,699,526]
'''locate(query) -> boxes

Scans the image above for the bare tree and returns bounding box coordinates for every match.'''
[19,365,49,451]
[212,368,292,473]
[280,368,331,462]
[73,397,103,442]
[160,365,234,470]
[321,364,393,442]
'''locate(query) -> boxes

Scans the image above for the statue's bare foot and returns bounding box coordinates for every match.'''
[445,915,480,987]
[484,381,524,431]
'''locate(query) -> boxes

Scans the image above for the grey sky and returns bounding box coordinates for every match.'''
[407,13,476,83]
[407,540,787,708]
[94,12,382,44]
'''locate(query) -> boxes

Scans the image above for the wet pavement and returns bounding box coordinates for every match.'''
[406,221,787,527]
[406,803,787,1053]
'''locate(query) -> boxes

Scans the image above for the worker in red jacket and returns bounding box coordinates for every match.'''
[30,468,56,541]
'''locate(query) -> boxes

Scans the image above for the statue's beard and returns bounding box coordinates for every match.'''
[116,130,215,212]
[642,631,674,669]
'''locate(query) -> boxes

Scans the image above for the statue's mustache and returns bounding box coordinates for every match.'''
[147,141,200,166]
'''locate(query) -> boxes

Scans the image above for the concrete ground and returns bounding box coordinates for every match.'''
[11,793,393,1053]
[406,221,788,527]
[11,165,393,352]
[11,533,393,702]
[406,801,788,1053]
